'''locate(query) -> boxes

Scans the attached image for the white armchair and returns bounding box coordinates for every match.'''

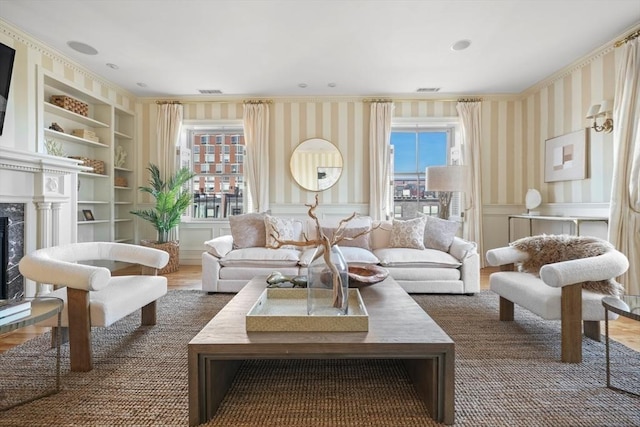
[19,242,169,371]
[486,244,629,363]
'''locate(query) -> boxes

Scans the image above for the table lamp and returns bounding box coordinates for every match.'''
[425,165,468,219]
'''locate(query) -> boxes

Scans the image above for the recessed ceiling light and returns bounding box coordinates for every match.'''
[450,39,471,51]
[67,41,98,55]
[106,63,119,70]
[417,87,441,93]
[136,82,148,88]
[328,82,337,88]
[298,83,308,88]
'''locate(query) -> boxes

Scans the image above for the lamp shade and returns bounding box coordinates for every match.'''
[597,100,612,115]
[586,104,601,119]
[425,165,468,192]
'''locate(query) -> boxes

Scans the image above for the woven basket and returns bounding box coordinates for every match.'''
[50,95,89,116]
[114,176,128,187]
[69,156,105,175]
[140,240,179,275]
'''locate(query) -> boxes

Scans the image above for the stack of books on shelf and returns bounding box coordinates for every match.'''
[0,299,32,326]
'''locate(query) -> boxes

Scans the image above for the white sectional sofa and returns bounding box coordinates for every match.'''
[201,213,480,294]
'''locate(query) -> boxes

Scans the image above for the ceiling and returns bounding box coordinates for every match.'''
[1,0,639,98]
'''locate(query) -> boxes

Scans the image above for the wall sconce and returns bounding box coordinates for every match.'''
[586,100,613,133]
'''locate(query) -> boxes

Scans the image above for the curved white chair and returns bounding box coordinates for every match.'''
[19,242,169,371]
[486,244,629,363]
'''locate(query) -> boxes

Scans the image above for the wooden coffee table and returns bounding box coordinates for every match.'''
[188,276,455,425]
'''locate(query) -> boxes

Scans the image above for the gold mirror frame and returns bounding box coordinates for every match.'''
[290,138,343,192]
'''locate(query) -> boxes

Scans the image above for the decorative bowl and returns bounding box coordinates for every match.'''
[348,264,389,288]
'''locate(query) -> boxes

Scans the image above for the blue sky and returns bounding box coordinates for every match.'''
[390,131,447,173]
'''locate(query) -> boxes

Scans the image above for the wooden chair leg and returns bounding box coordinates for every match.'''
[67,287,93,372]
[141,301,157,326]
[583,320,601,341]
[499,297,514,321]
[561,284,582,363]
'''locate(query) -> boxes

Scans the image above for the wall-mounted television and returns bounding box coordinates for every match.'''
[0,42,16,136]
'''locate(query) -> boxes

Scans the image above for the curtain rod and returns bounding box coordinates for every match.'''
[364,97,482,103]
[155,100,182,105]
[243,100,273,104]
[614,29,640,48]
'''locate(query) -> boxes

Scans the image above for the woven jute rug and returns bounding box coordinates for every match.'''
[0,290,638,426]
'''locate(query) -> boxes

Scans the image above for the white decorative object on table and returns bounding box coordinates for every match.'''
[525,188,542,215]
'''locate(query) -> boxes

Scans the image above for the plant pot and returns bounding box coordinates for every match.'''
[141,239,180,275]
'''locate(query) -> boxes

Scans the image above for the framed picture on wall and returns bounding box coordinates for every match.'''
[82,209,95,221]
[544,128,588,182]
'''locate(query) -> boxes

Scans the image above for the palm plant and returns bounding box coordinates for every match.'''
[130,163,195,243]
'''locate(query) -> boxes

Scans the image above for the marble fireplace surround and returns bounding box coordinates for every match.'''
[0,146,86,296]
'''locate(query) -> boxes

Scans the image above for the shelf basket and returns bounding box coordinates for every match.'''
[69,156,106,175]
[50,95,89,116]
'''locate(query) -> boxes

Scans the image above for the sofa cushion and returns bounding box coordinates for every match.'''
[321,226,372,250]
[299,246,380,267]
[420,214,460,252]
[229,212,267,248]
[220,247,301,267]
[370,220,392,250]
[374,248,462,268]
[204,235,234,258]
[389,217,426,249]
[384,266,460,281]
[265,216,303,249]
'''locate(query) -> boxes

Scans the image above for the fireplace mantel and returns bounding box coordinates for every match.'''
[0,146,88,296]
[0,146,89,175]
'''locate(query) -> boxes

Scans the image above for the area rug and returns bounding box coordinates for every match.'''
[0,290,638,426]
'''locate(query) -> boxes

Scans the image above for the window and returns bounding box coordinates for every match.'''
[186,125,247,219]
[390,126,453,219]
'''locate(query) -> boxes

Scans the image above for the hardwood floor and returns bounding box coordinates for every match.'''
[1,265,638,353]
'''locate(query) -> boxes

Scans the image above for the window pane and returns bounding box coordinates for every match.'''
[390,128,450,220]
[390,132,417,173]
[190,128,245,219]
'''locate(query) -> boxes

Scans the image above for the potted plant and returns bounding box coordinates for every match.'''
[130,163,195,274]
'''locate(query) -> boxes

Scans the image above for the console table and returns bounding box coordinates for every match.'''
[507,214,608,242]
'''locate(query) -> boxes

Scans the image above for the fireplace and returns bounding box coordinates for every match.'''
[0,217,7,299]
[0,204,24,300]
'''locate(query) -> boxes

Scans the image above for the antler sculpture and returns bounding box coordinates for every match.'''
[268,195,375,308]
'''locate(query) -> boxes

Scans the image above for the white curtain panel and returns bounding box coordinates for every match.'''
[608,37,640,295]
[156,103,183,241]
[156,103,183,182]
[456,101,484,266]
[369,102,393,221]
[243,103,270,213]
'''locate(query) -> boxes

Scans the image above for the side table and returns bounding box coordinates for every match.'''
[0,296,63,410]
[602,295,639,397]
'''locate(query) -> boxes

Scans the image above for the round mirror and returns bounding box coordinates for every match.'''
[290,138,343,192]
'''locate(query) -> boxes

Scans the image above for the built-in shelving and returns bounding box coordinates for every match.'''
[37,66,137,244]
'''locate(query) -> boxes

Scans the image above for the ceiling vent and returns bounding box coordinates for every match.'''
[416,87,441,93]
[198,89,223,94]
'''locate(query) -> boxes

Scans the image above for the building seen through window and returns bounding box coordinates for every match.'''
[188,128,245,219]
[390,128,451,219]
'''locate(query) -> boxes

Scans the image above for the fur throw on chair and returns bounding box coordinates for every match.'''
[510,234,623,295]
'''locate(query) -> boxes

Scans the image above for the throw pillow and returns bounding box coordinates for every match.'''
[229,212,267,249]
[321,226,372,250]
[420,213,460,252]
[389,216,426,249]
[265,215,298,249]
